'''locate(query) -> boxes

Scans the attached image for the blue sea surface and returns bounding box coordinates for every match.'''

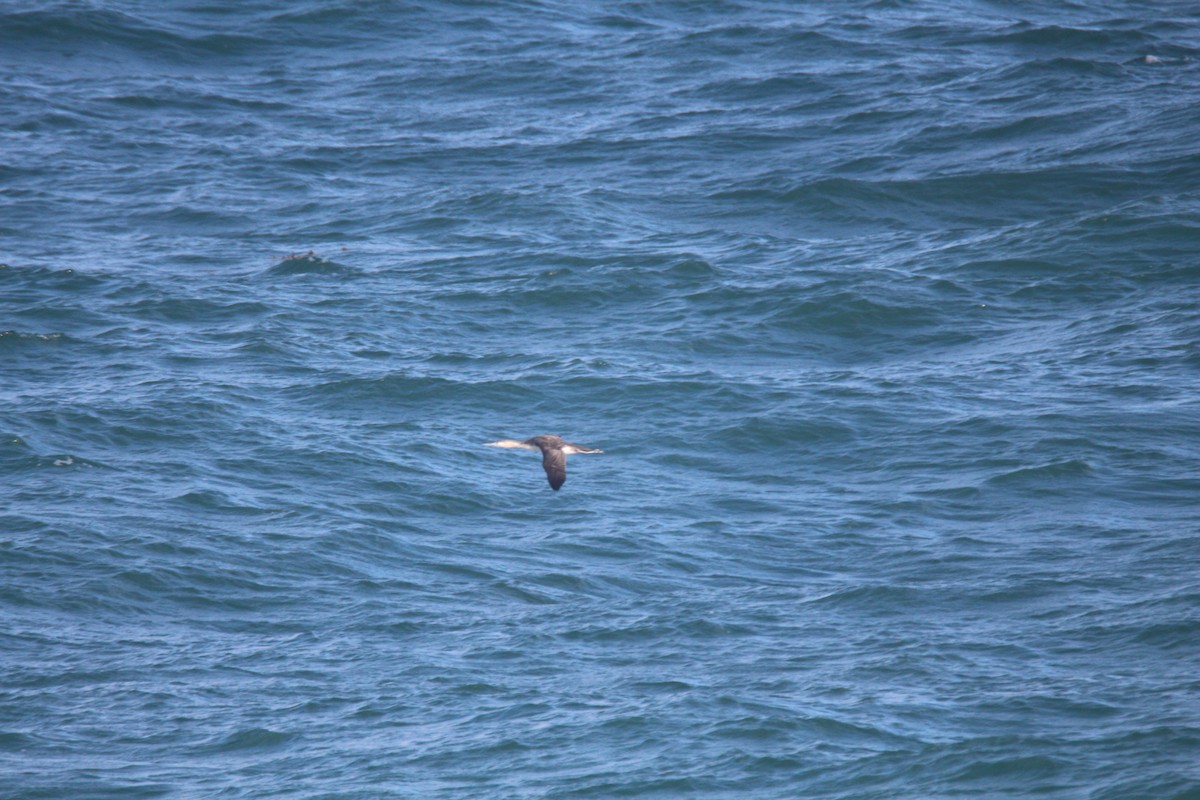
[2,1,1199,798]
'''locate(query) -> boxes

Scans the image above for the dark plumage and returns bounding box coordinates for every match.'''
[484,434,604,490]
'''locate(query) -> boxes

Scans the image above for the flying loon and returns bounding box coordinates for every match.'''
[484,434,604,490]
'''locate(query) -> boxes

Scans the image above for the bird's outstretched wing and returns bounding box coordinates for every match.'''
[541,447,567,490]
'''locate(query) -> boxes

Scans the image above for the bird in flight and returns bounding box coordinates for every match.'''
[484,434,604,490]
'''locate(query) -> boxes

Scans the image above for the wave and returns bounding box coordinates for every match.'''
[709,164,1148,229]
[0,7,269,63]
[201,727,298,754]
[266,251,359,276]
[968,23,1156,51]
[295,371,538,409]
[986,458,1093,486]
[0,330,66,349]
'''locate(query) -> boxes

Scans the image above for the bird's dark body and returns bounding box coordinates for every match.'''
[484,434,603,490]
[531,437,569,490]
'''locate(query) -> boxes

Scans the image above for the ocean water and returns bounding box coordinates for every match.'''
[2,1,1199,797]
